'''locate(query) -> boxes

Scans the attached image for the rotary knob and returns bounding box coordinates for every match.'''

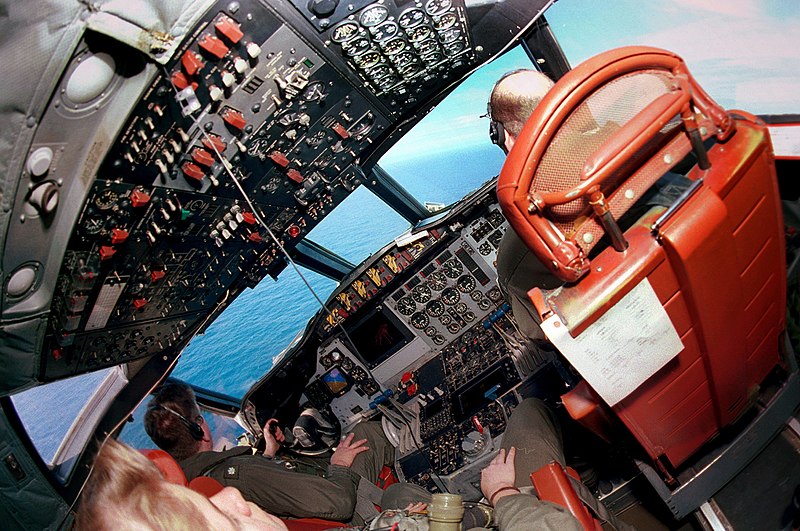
[308,0,338,17]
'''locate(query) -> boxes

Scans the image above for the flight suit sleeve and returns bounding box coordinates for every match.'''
[489,493,583,531]
[208,455,361,521]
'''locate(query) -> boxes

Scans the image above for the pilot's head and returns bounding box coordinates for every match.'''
[487,69,554,154]
[144,382,209,460]
[76,439,287,530]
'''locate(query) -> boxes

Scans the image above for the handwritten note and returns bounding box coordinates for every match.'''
[541,278,683,406]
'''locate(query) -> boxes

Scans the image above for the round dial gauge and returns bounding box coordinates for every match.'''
[366,64,392,80]
[456,274,476,293]
[341,357,354,370]
[426,299,445,317]
[382,38,407,55]
[359,5,389,27]
[83,217,105,235]
[415,39,439,55]
[433,12,457,30]
[407,25,433,42]
[428,271,447,290]
[455,302,468,314]
[411,284,432,303]
[354,51,382,69]
[398,63,421,77]
[433,335,446,345]
[320,353,333,367]
[464,310,476,322]
[391,52,416,69]
[331,21,360,43]
[438,28,461,43]
[447,322,461,334]
[425,326,437,337]
[439,313,452,325]
[95,189,118,210]
[421,51,444,63]
[396,295,417,316]
[398,8,426,28]
[425,0,452,16]
[442,41,465,55]
[371,21,399,41]
[478,298,492,311]
[302,81,327,101]
[442,258,463,278]
[410,311,430,329]
[374,75,399,90]
[470,290,483,301]
[343,37,371,56]
[330,350,343,363]
[441,287,460,305]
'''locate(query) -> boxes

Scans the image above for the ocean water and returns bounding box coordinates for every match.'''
[14,144,506,456]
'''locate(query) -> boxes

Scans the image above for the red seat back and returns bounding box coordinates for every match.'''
[140,449,188,486]
[499,46,785,471]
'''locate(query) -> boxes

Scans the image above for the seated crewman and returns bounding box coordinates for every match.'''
[143,382,394,523]
[76,439,288,530]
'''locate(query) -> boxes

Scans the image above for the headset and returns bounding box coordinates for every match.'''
[487,101,506,152]
[148,403,205,441]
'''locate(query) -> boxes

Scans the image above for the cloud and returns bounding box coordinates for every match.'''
[668,0,760,18]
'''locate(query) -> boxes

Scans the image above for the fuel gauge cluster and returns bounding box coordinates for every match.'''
[325,0,475,112]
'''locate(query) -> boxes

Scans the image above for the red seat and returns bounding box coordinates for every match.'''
[497,46,786,472]
[140,449,189,486]
[531,463,602,531]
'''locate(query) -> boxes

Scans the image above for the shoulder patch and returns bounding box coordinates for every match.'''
[223,465,239,479]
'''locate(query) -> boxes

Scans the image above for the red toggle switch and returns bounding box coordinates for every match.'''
[150,270,166,283]
[133,298,148,310]
[287,169,304,184]
[215,15,244,44]
[406,383,418,396]
[198,34,229,59]
[241,211,256,225]
[182,161,205,182]
[171,71,191,90]
[268,151,290,168]
[471,415,484,434]
[130,189,151,207]
[202,134,227,154]
[99,246,116,261]
[221,108,246,130]
[111,228,129,244]
[181,50,205,76]
[331,122,350,139]
[248,232,262,242]
[287,224,301,238]
[191,148,215,167]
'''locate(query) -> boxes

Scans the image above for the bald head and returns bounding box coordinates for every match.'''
[489,70,554,141]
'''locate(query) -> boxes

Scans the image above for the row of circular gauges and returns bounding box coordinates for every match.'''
[329,1,467,90]
[318,351,380,395]
[408,286,503,339]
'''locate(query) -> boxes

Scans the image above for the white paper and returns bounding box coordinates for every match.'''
[541,278,683,406]
[768,125,800,158]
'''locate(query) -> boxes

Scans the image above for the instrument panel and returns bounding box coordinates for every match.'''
[282,198,549,499]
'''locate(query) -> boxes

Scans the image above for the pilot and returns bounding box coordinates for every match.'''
[487,69,564,342]
[143,382,394,524]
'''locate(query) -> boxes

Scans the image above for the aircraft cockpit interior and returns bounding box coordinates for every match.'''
[1,0,799,529]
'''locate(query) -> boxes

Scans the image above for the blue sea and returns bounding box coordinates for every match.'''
[13,144,507,459]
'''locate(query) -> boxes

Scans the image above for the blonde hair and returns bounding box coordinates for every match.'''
[76,440,214,530]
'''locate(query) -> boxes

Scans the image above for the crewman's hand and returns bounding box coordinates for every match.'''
[330,433,369,467]
[262,418,285,458]
[480,447,518,505]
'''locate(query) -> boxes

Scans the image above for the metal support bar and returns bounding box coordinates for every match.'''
[364,165,430,224]
[290,239,355,282]
[637,369,800,519]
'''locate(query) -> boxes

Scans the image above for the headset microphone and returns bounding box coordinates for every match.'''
[149,404,204,441]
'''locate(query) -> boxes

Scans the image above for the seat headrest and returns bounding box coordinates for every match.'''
[140,449,188,486]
